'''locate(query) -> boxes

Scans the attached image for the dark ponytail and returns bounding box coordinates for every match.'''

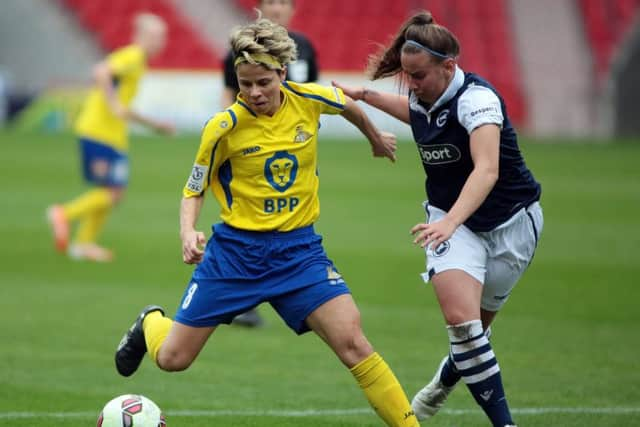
[369,11,459,80]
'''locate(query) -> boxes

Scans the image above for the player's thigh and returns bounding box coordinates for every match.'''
[431,269,484,325]
[481,202,543,311]
[422,205,488,284]
[161,321,216,362]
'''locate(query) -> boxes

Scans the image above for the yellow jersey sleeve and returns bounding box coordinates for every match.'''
[281,81,346,115]
[183,111,235,198]
[107,45,145,81]
[74,45,146,149]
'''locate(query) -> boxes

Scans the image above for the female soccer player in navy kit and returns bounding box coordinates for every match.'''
[115,17,420,427]
[334,11,543,427]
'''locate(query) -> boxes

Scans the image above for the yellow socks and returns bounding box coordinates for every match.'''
[350,352,420,427]
[63,188,112,221]
[75,207,109,243]
[142,311,172,364]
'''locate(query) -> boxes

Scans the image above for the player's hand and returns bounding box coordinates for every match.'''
[155,122,176,135]
[371,131,397,162]
[111,103,129,119]
[181,230,206,264]
[411,216,457,249]
[332,81,365,102]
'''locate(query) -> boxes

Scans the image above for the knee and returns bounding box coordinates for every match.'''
[334,323,373,367]
[443,311,472,326]
[156,348,195,372]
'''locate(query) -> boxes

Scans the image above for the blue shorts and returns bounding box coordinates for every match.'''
[174,223,351,334]
[79,137,129,187]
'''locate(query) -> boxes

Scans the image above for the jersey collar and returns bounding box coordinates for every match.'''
[428,65,465,113]
[410,65,465,117]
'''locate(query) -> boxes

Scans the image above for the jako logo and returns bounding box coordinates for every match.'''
[418,144,461,165]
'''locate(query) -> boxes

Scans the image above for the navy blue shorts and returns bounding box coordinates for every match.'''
[174,223,350,334]
[79,137,128,187]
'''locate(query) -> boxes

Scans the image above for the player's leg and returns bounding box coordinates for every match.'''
[152,319,216,371]
[68,186,124,261]
[115,305,216,376]
[48,139,125,254]
[430,270,515,427]
[412,207,489,420]
[47,186,112,252]
[412,315,494,419]
[306,294,420,427]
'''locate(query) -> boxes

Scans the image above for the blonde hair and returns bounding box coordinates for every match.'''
[230,18,297,69]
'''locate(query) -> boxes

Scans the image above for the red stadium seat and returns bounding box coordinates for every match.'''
[578,0,640,79]
[62,0,220,69]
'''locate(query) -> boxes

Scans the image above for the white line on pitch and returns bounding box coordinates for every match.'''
[1,407,639,419]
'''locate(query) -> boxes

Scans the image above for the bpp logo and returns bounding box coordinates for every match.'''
[418,144,461,165]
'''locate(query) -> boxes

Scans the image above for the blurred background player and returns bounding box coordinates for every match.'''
[223,0,319,327]
[334,10,543,427]
[221,0,318,108]
[115,16,421,427]
[47,13,175,262]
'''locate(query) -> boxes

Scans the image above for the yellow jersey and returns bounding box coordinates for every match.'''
[75,45,147,151]
[183,81,346,232]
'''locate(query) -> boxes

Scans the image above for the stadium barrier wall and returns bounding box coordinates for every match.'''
[131,71,415,139]
[12,71,414,139]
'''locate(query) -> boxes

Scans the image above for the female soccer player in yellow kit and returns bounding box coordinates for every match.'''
[115,17,420,427]
[47,13,174,262]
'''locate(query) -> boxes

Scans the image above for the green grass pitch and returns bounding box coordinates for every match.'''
[0,130,639,426]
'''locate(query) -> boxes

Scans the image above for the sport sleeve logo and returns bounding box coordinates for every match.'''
[186,164,208,193]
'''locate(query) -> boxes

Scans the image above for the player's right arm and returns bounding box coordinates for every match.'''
[331,81,410,124]
[180,195,206,264]
[179,112,234,263]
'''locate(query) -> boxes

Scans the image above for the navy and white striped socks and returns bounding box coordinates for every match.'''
[447,320,514,427]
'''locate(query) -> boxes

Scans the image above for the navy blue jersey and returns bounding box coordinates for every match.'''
[409,72,541,232]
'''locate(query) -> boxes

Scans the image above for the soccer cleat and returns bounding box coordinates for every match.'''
[115,305,164,377]
[411,356,457,420]
[231,308,264,328]
[46,205,69,252]
[68,243,114,262]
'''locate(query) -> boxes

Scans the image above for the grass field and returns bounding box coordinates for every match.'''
[1,130,639,427]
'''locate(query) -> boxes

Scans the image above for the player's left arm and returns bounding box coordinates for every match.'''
[125,110,175,135]
[340,97,397,162]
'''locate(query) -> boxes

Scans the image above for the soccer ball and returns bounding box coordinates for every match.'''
[97,394,166,427]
